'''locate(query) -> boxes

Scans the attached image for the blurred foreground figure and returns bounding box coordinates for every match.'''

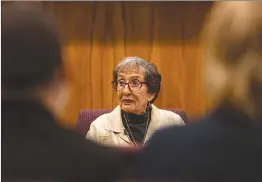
[2,3,132,181]
[134,2,262,181]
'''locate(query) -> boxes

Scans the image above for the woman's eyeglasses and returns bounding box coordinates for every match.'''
[112,81,147,91]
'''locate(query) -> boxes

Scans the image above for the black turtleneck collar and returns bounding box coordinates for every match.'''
[121,110,148,124]
[121,106,152,145]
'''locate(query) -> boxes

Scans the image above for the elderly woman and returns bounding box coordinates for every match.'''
[86,57,184,147]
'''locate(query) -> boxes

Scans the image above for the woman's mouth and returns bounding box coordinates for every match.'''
[122,99,134,104]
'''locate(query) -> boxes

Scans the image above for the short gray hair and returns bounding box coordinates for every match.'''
[113,56,161,103]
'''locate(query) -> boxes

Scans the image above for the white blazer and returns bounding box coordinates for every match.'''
[86,104,185,147]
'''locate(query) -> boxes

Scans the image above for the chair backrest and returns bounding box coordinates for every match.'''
[74,108,187,136]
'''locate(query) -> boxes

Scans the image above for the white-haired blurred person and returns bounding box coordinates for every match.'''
[133,2,262,180]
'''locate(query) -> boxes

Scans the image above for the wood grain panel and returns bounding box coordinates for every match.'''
[35,2,212,127]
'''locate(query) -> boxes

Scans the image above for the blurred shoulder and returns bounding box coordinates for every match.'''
[150,115,215,146]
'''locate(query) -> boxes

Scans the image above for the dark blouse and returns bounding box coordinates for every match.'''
[121,108,151,145]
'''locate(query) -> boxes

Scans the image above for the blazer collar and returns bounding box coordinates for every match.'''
[105,104,162,144]
[144,104,161,143]
[105,106,123,133]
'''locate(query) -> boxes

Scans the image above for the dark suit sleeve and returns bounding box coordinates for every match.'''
[132,127,183,179]
[55,129,137,182]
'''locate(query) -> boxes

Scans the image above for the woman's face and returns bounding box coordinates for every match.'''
[116,66,155,115]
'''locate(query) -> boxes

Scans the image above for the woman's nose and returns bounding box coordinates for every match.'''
[122,83,131,94]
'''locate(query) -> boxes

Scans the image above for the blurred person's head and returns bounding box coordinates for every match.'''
[2,3,68,117]
[112,57,161,115]
[202,2,262,122]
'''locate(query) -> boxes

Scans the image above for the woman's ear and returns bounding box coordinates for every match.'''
[148,93,155,102]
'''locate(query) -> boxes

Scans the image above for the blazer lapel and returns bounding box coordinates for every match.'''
[105,106,122,132]
[105,106,132,145]
[119,129,132,144]
[144,104,161,144]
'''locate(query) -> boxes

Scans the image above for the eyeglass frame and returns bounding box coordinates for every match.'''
[112,80,148,91]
